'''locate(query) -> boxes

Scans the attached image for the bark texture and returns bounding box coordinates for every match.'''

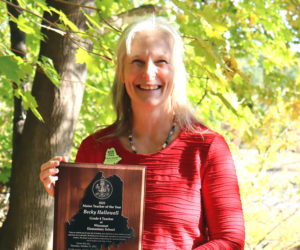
[0,0,94,249]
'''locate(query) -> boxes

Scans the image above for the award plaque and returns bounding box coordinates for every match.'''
[53,162,146,250]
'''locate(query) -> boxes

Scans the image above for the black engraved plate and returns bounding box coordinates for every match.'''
[66,172,134,249]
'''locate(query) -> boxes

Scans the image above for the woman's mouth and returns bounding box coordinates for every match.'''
[137,85,161,90]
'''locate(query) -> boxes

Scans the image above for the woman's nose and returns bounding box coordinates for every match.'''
[144,60,157,81]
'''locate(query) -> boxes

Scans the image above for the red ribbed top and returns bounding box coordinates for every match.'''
[75,124,245,249]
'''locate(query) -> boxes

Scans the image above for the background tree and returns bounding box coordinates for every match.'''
[0,0,299,249]
[0,0,94,248]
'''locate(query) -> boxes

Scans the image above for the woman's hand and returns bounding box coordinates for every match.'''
[39,156,68,197]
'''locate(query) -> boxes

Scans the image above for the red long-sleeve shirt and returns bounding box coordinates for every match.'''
[75,124,245,249]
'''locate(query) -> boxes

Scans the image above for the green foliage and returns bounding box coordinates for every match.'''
[0,56,21,82]
[0,1,13,183]
[0,54,45,122]
[0,0,299,248]
[0,78,13,183]
[37,56,61,88]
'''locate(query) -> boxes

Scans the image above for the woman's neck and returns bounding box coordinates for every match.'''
[120,103,177,154]
[131,104,174,138]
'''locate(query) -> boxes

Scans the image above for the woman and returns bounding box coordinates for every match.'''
[40,16,245,249]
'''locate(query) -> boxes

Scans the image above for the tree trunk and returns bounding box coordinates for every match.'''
[0,0,94,249]
[6,0,27,176]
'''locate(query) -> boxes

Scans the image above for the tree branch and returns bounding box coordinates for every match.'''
[2,0,63,31]
[54,0,165,33]
[197,77,209,106]
[3,0,165,63]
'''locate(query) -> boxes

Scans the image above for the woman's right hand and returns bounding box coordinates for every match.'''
[39,156,68,197]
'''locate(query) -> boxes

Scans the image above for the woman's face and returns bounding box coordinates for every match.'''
[122,30,174,111]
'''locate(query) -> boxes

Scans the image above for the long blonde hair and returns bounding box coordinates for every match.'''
[109,16,200,137]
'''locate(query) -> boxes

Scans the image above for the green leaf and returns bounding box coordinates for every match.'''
[76,47,100,74]
[211,91,239,116]
[26,94,44,122]
[31,107,44,122]
[200,5,227,33]
[85,80,107,95]
[35,0,52,13]
[172,0,192,12]
[195,38,225,68]
[190,40,216,70]
[0,166,11,183]
[16,90,44,122]
[0,56,20,83]
[82,10,103,32]
[17,15,37,35]
[16,0,27,10]
[38,56,61,87]
[119,0,129,9]
[23,91,38,110]
[49,7,78,32]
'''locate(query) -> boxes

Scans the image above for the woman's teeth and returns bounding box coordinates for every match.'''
[138,85,160,90]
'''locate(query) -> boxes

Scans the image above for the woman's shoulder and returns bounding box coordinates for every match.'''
[183,122,221,139]
[180,123,232,158]
[179,122,230,149]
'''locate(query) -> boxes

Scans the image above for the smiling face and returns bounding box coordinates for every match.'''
[122,30,174,111]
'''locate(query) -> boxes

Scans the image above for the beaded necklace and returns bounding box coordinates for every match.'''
[128,120,176,154]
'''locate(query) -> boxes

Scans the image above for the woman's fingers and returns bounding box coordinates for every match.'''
[40,156,67,172]
[43,175,58,197]
[40,156,68,197]
[39,167,59,182]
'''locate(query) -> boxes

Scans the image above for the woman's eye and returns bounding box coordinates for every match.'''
[132,59,144,65]
[156,59,168,65]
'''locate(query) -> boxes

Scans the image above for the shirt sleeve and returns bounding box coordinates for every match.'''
[195,134,245,249]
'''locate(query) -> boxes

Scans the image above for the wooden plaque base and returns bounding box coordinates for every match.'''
[53,162,146,250]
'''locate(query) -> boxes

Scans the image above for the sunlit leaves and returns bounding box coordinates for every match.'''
[82,9,103,33]
[174,2,300,246]
[198,4,228,34]
[0,54,46,123]
[76,47,104,74]
[14,89,44,122]
[49,7,78,32]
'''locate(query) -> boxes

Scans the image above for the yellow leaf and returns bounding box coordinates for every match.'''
[249,13,257,25]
